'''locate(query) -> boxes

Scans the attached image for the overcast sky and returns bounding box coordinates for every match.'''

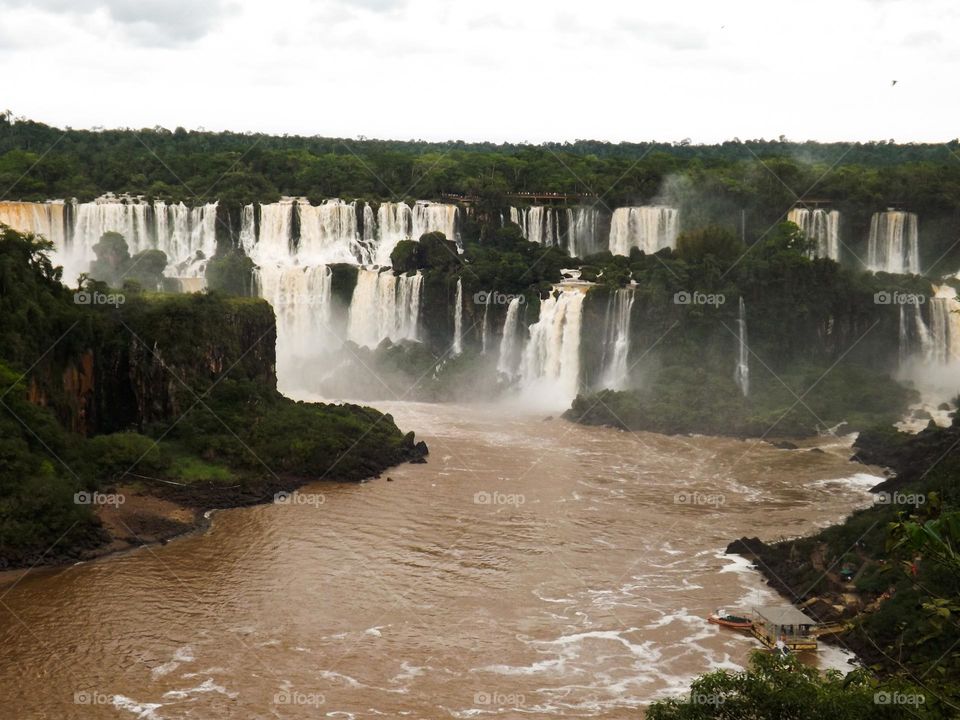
[1,0,955,143]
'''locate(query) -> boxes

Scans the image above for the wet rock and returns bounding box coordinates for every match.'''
[726,536,766,557]
[938,402,952,411]
[771,440,798,450]
[809,448,826,454]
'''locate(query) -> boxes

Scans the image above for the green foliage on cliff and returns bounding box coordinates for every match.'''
[567,364,914,437]
[4,115,960,267]
[88,231,167,290]
[206,250,254,295]
[722,417,960,710]
[648,652,952,719]
[0,227,420,568]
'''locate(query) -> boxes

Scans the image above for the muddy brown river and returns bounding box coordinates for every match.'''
[0,401,882,718]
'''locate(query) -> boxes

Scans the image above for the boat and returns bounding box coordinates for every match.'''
[750,605,818,651]
[707,609,753,630]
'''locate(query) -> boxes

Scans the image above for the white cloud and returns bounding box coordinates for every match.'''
[1,0,957,142]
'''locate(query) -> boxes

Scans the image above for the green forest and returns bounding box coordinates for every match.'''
[3,114,960,270]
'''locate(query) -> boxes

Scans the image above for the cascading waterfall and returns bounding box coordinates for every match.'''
[904,286,960,365]
[518,288,586,406]
[236,197,456,376]
[507,206,603,257]
[346,268,423,348]
[0,200,73,278]
[510,206,560,246]
[608,206,679,256]
[566,207,603,258]
[734,297,750,397]
[867,211,919,274]
[927,287,960,364]
[374,201,459,265]
[298,199,371,265]
[480,291,492,354]
[599,288,635,390]
[0,196,216,284]
[787,208,840,260]
[496,297,523,378]
[254,264,334,379]
[452,278,463,356]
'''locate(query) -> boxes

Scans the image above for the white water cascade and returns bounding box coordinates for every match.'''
[507,206,604,257]
[902,286,960,365]
[608,206,679,256]
[566,207,603,258]
[599,288,635,390]
[518,288,586,407]
[480,291,492,354]
[510,206,561,247]
[347,269,423,348]
[452,278,463,356]
[0,196,217,285]
[734,297,750,397]
[787,208,840,260]
[867,211,919,274]
[254,264,334,378]
[496,297,523,378]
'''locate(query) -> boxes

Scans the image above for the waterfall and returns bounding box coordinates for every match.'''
[599,289,635,390]
[787,208,840,260]
[254,264,334,379]
[609,206,679,256]
[867,211,919,274]
[0,200,73,278]
[452,278,463,356]
[566,207,603,258]
[734,297,750,397]
[507,206,603,257]
[518,288,586,406]
[480,291,492,354]
[511,206,560,246]
[928,287,960,364]
[347,268,423,348]
[298,199,370,264]
[496,297,523,378]
[0,196,217,284]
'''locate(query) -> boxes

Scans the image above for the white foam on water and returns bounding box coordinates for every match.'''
[112,695,165,719]
[150,645,194,679]
[813,472,883,490]
[717,551,755,574]
[162,678,238,700]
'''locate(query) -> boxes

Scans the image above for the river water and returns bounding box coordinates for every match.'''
[0,401,881,719]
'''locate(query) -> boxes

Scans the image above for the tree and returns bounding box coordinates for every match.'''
[205,250,254,295]
[648,651,950,719]
[676,225,746,264]
[89,231,131,286]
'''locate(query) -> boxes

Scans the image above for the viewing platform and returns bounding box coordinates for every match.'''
[440,192,597,205]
